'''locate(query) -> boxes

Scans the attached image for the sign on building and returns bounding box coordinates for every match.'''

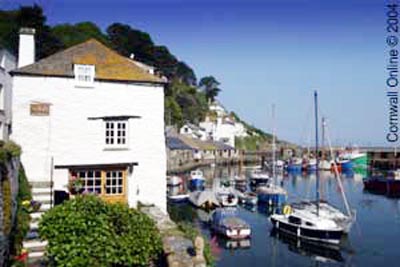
[30,103,50,116]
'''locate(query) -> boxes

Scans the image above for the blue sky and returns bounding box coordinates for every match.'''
[1,0,386,146]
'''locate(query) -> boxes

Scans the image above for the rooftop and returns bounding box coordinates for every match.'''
[12,39,165,84]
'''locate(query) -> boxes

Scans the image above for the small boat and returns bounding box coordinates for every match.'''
[270,207,346,244]
[337,158,353,171]
[363,170,400,197]
[256,184,287,206]
[287,157,302,172]
[238,191,258,206]
[217,191,239,207]
[167,193,189,202]
[211,208,251,239]
[189,169,205,188]
[189,190,220,210]
[318,160,332,171]
[249,169,270,185]
[167,175,183,186]
[307,158,317,171]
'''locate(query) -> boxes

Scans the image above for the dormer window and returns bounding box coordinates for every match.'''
[74,64,95,87]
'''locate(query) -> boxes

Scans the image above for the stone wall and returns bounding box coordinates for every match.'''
[0,157,20,267]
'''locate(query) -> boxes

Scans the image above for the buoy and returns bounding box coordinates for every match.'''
[283,205,292,215]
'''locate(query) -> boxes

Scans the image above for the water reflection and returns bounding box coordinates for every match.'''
[270,229,345,263]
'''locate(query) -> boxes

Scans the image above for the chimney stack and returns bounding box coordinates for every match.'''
[18,28,35,68]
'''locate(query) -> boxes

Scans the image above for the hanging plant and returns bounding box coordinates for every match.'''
[67,175,84,195]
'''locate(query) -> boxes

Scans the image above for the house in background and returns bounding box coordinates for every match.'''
[179,122,207,140]
[0,46,17,140]
[11,29,167,212]
[199,101,248,147]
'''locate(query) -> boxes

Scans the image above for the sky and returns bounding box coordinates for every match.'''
[0,0,387,146]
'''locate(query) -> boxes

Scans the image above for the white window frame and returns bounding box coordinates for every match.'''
[74,64,95,87]
[105,120,129,149]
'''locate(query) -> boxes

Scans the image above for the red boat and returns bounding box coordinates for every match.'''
[363,170,400,197]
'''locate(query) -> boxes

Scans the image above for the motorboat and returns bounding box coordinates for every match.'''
[211,208,251,239]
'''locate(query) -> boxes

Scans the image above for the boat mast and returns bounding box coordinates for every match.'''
[272,104,276,182]
[314,91,320,216]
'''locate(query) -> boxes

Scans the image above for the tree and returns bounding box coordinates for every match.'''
[52,22,109,47]
[199,76,222,102]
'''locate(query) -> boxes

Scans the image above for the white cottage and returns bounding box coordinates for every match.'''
[0,46,17,140]
[11,29,167,212]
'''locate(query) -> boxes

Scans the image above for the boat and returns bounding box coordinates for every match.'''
[238,191,258,206]
[167,184,189,202]
[189,169,205,188]
[216,188,239,207]
[307,158,317,171]
[167,175,183,186]
[337,157,353,171]
[287,157,303,172]
[270,91,355,245]
[189,190,220,210]
[257,184,287,205]
[257,104,287,206]
[210,208,251,239]
[270,229,344,263]
[249,169,270,185]
[318,160,332,171]
[168,193,189,202]
[363,170,400,197]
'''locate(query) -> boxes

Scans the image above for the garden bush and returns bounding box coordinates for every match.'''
[39,195,162,267]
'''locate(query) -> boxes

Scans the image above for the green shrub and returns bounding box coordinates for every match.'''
[39,195,162,267]
[10,165,32,255]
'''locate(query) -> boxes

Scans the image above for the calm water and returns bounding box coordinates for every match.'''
[167,165,400,267]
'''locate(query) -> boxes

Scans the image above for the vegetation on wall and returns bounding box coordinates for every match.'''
[39,195,162,267]
[10,165,31,256]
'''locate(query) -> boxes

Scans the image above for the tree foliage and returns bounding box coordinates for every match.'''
[199,76,222,102]
[39,196,162,267]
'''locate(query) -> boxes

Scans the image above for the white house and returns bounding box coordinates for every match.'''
[11,28,167,212]
[199,101,248,147]
[179,122,207,140]
[0,46,17,140]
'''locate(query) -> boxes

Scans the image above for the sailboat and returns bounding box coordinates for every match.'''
[270,91,355,244]
[257,104,287,206]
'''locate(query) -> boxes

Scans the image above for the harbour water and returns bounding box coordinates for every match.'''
[168,165,400,267]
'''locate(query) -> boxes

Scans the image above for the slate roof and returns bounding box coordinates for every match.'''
[12,39,165,84]
[166,136,193,150]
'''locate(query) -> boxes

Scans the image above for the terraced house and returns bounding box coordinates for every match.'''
[11,28,168,212]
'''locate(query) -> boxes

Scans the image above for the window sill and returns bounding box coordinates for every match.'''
[103,147,130,151]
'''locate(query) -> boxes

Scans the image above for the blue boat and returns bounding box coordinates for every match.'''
[339,160,353,170]
[189,169,205,188]
[257,184,287,206]
[287,158,303,172]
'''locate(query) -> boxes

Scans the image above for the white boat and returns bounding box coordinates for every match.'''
[189,190,220,209]
[270,91,354,245]
[318,160,332,171]
[216,189,239,207]
[167,175,183,186]
[189,169,205,188]
[238,191,258,206]
[211,208,251,239]
[249,169,270,185]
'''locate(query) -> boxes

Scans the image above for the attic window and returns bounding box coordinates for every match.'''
[74,64,95,87]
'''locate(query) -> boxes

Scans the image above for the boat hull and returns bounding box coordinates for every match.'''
[363,177,400,196]
[258,193,287,206]
[270,217,343,244]
[340,160,353,170]
[287,164,302,172]
[189,179,205,188]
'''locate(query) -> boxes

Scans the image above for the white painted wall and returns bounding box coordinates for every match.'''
[18,29,35,68]
[0,49,17,140]
[11,76,167,212]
